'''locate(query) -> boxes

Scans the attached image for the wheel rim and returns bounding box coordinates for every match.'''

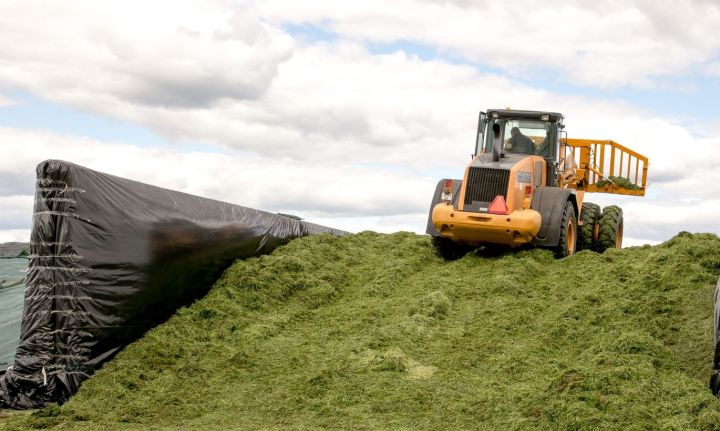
[593,222,599,241]
[566,218,576,255]
[615,221,623,248]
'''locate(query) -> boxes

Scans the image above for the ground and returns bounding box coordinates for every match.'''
[2,232,720,430]
[0,243,29,258]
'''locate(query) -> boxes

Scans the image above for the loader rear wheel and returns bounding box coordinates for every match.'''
[554,201,577,258]
[577,202,600,251]
[595,205,623,252]
[432,236,470,261]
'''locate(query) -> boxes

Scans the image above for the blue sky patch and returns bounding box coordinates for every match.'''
[0,90,167,147]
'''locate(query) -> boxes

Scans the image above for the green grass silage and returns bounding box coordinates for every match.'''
[4,232,720,430]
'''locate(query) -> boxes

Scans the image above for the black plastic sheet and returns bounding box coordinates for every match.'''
[0,160,346,409]
[711,276,720,396]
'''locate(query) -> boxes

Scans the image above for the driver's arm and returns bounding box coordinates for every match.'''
[504,138,513,152]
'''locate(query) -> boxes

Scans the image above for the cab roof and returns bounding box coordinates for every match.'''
[486,109,564,122]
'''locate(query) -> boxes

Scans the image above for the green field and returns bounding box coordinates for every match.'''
[2,232,720,430]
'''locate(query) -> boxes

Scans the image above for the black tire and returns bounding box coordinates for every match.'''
[711,371,720,397]
[577,202,600,251]
[432,236,470,260]
[595,205,623,252]
[554,201,577,258]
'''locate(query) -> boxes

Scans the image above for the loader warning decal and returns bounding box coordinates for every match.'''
[517,171,532,184]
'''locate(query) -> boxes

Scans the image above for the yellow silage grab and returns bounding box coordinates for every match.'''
[560,138,649,196]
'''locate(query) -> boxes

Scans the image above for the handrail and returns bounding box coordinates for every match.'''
[560,138,649,196]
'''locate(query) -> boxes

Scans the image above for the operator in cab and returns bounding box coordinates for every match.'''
[506,127,535,155]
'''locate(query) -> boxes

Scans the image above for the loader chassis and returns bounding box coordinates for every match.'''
[427,109,648,258]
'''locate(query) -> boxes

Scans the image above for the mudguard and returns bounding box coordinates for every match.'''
[530,187,577,247]
[425,179,462,236]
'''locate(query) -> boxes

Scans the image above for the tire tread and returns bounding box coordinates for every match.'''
[553,201,577,258]
[577,202,600,251]
[432,236,470,260]
[595,205,623,252]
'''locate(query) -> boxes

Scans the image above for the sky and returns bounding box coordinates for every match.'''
[1,0,720,246]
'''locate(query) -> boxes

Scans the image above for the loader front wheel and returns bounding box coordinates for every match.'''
[577,202,600,251]
[432,236,470,261]
[554,201,577,258]
[595,205,623,252]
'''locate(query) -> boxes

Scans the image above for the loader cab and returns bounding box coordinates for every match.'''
[475,109,563,159]
[474,109,564,185]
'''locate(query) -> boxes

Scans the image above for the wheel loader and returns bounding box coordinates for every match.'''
[426,109,649,259]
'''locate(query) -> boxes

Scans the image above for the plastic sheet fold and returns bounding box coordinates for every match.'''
[0,160,346,409]
[711,276,720,396]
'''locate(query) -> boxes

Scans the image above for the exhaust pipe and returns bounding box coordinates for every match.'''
[492,123,502,162]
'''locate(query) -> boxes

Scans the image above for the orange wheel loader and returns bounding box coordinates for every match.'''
[426,109,649,259]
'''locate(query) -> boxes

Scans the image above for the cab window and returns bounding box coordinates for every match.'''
[484,119,554,157]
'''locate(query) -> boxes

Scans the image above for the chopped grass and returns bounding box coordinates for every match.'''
[595,176,644,190]
[3,231,720,430]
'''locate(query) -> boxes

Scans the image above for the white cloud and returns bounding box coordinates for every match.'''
[622,198,720,241]
[0,1,293,108]
[122,42,532,166]
[0,127,433,221]
[258,0,720,88]
[623,237,661,248]
[0,20,527,167]
[1,0,714,172]
[0,229,31,243]
[707,62,720,76]
[0,94,14,107]
[0,195,34,231]
[309,213,430,235]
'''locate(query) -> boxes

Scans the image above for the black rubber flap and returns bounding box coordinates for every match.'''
[0,160,347,409]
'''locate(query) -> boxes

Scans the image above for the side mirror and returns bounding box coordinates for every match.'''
[492,123,502,162]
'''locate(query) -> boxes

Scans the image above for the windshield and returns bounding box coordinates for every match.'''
[484,119,554,157]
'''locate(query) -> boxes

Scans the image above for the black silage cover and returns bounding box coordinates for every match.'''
[712,276,720,395]
[0,160,346,409]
